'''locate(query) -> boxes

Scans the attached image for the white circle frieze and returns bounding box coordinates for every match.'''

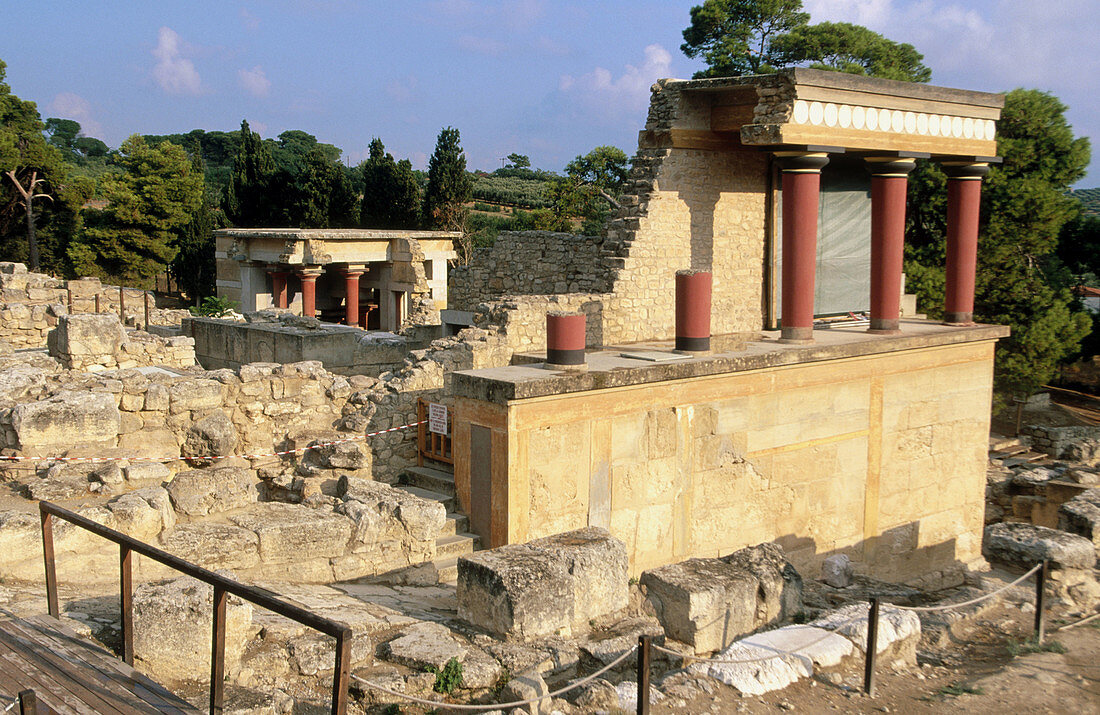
[916,113,929,135]
[852,106,865,129]
[824,103,838,127]
[809,101,825,125]
[838,104,852,128]
[793,100,810,124]
[785,100,992,143]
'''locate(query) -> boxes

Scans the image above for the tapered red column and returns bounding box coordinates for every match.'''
[943,162,990,324]
[269,270,289,309]
[778,152,830,343]
[297,268,322,317]
[342,268,363,327]
[866,158,916,333]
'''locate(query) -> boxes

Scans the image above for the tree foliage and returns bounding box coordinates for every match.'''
[681,0,930,82]
[905,89,1092,399]
[424,127,472,226]
[170,154,222,302]
[505,153,530,169]
[361,137,421,229]
[70,135,203,287]
[540,146,630,235]
[225,120,276,227]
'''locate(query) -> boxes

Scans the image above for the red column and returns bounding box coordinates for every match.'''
[343,269,363,327]
[675,270,712,352]
[778,152,830,343]
[269,271,289,309]
[297,269,321,317]
[943,162,989,324]
[866,158,916,334]
[546,311,586,368]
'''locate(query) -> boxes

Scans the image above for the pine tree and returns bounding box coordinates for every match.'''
[225,120,274,226]
[361,138,420,229]
[423,127,472,229]
[171,153,218,302]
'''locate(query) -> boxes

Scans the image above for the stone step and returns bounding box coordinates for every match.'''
[402,465,456,498]
[438,512,469,537]
[991,445,1031,458]
[434,557,459,584]
[398,485,454,513]
[436,532,479,559]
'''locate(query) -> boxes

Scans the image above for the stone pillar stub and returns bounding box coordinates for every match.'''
[297,267,322,318]
[943,162,990,325]
[866,157,916,334]
[342,267,365,328]
[776,152,830,344]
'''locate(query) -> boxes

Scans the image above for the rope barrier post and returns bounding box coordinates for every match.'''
[66,287,72,312]
[636,635,652,715]
[863,598,880,697]
[1035,559,1049,644]
[119,285,125,322]
[210,586,227,714]
[39,506,59,618]
[144,291,151,331]
[94,293,101,313]
[17,690,36,715]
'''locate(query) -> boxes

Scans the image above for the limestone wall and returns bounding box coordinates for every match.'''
[455,340,996,586]
[48,314,196,372]
[448,231,613,310]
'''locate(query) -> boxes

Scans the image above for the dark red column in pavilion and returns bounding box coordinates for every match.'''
[675,269,712,352]
[297,268,321,317]
[866,157,916,334]
[269,270,289,309]
[342,268,364,327]
[545,311,586,369]
[778,152,830,343]
[943,162,990,324]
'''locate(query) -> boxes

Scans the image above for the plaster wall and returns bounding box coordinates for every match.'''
[454,340,995,584]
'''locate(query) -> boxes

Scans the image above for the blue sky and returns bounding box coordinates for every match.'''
[2,1,1096,185]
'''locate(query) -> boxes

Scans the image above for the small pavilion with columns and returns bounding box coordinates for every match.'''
[215,228,458,332]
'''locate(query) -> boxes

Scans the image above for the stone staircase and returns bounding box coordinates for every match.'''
[396,464,479,583]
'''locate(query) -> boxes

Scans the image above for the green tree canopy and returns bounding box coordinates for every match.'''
[505,153,531,169]
[905,89,1092,399]
[70,135,203,287]
[770,21,930,82]
[541,146,631,235]
[361,137,421,229]
[225,119,275,226]
[0,59,66,270]
[424,126,472,229]
[681,0,930,82]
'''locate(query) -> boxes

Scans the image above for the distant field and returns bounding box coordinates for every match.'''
[1070,187,1100,214]
[471,174,551,210]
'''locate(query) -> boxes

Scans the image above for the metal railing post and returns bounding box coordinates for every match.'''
[637,635,651,715]
[120,545,134,665]
[210,586,227,714]
[39,506,58,618]
[864,597,880,696]
[1035,560,1049,644]
[331,629,351,714]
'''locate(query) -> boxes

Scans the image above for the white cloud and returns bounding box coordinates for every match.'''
[151,26,201,95]
[559,44,672,115]
[48,93,104,139]
[238,65,271,97]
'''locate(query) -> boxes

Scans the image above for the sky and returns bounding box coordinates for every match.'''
[1,0,1096,186]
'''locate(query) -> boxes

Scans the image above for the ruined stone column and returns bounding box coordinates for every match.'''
[675,269,712,352]
[269,270,289,309]
[545,311,586,370]
[866,157,916,334]
[297,268,322,318]
[342,268,364,327]
[943,162,990,325]
[777,152,830,343]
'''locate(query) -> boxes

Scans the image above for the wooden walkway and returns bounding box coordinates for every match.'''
[0,615,199,714]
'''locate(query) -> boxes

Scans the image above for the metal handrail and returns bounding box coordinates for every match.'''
[38,501,352,714]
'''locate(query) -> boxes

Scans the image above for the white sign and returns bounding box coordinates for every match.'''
[428,403,448,435]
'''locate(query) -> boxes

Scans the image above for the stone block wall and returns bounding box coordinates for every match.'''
[448,231,613,310]
[1023,424,1100,460]
[455,339,997,584]
[48,313,196,372]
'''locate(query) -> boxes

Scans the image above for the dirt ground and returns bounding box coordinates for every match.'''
[652,602,1100,715]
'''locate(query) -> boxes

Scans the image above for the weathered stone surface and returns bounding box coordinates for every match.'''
[528,527,629,626]
[166,466,258,516]
[0,364,47,401]
[810,602,920,663]
[381,622,502,689]
[124,461,172,484]
[338,476,445,542]
[159,523,261,570]
[53,313,126,357]
[290,631,373,675]
[230,503,353,562]
[13,391,120,448]
[182,410,239,464]
[642,543,802,654]
[983,522,1096,570]
[1058,489,1100,552]
[570,678,619,710]
[499,669,551,715]
[458,544,573,640]
[1011,467,1057,489]
[168,379,224,412]
[105,489,171,541]
[822,554,854,588]
[133,575,253,682]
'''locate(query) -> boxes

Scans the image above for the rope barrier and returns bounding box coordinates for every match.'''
[887,563,1042,613]
[2,695,16,713]
[651,611,868,666]
[0,420,427,465]
[352,644,638,711]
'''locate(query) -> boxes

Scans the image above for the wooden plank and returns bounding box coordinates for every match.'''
[21,617,196,715]
[0,622,134,715]
[0,647,88,714]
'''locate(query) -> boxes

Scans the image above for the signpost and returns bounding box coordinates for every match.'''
[428,403,448,435]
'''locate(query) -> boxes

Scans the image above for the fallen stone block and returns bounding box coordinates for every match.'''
[810,602,921,666]
[230,503,353,563]
[338,476,445,543]
[380,622,502,690]
[52,313,126,357]
[1058,488,1100,553]
[983,522,1096,570]
[159,523,261,570]
[499,669,551,715]
[166,465,258,516]
[641,542,802,654]
[182,410,239,465]
[530,527,629,627]
[13,391,120,449]
[822,554,854,588]
[133,574,253,683]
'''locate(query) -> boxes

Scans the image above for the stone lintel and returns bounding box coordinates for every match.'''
[452,321,1010,404]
